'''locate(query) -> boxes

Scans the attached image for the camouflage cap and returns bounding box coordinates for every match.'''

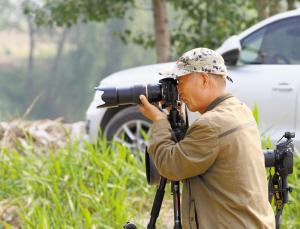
[161,48,233,82]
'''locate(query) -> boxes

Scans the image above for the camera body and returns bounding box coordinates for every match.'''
[264,132,294,176]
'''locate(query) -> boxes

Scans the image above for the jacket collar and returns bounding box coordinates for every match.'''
[203,93,234,113]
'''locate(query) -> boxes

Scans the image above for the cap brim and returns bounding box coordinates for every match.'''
[159,65,192,79]
[159,65,233,82]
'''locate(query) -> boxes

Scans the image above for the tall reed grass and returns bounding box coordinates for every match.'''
[0,139,157,228]
[0,137,299,228]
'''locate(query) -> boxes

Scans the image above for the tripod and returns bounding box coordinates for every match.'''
[124,106,187,229]
[265,132,294,229]
[146,107,187,229]
[147,178,181,229]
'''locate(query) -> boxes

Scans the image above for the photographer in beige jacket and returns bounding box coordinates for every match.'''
[138,48,275,229]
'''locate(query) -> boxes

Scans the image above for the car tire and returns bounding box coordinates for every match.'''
[104,106,152,153]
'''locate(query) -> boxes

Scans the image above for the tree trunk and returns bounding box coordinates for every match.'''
[269,0,281,16]
[26,15,36,98]
[43,28,68,118]
[256,0,269,20]
[152,0,171,63]
[287,0,296,10]
[51,28,68,76]
[27,15,35,76]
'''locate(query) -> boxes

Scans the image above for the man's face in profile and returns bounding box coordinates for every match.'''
[177,72,217,113]
[177,72,203,112]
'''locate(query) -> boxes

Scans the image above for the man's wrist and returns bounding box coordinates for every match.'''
[151,118,170,130]
[154,114,167,121]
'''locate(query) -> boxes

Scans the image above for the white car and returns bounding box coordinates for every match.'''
[86,9,300,151]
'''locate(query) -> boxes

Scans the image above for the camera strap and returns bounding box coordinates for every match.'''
[268,171,284,229]
[272,173,284,210]
[203,93,233,113]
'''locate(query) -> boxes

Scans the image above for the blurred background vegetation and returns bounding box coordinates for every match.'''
[0,0,299,122]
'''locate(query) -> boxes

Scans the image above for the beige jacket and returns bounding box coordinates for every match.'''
[148,95,275,229]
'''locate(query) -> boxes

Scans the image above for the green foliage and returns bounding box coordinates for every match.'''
[120,0,259,57]
[0,116,299,228]
[23,0,259,59]
[1,138,299,228]
[115,0,259,57]
[168,0,258,55]
[0,139,154,228]
[22,0,135,27]
[261,136,273,149]
[280,156,300,229]
[252,101,260,125]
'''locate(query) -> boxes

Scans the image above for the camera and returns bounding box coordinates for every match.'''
[95,77,179,108]
[264,132,294,175]
[95,77,187,229]
[264,132,294,204]
[263,132,295,229]
[95,77,187,185]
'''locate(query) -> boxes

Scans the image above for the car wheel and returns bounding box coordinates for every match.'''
[104,106,152,155]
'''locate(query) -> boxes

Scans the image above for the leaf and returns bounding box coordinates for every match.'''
[80,205,92,227]
[252,101,259,125]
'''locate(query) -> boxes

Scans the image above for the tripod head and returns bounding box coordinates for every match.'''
[145,106,188,185]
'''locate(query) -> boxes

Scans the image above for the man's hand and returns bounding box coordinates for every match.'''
[138,95,167,121]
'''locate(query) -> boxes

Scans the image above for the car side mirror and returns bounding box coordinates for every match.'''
[222,49,240,66]
[216,35,241,66]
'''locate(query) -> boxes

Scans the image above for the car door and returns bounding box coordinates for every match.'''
[227,16,300,145]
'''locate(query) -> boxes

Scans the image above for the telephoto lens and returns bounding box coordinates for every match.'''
[95,84,162,108]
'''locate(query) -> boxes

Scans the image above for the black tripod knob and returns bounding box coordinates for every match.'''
[124,222,137,229]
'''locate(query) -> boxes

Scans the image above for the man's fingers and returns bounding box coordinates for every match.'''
[139,95,151,107]
[138,94,167,121]
[137,104,145,113]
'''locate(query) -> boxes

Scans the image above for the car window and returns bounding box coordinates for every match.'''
[239,16,300,65]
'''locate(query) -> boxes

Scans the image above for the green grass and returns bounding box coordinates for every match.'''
[0,139,156,228]
[281,156,300,229]
[0,137,299,228]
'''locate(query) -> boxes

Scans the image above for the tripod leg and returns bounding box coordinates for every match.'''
[147,177,167,229]
[275,209,283,229]
[172,181,182,229]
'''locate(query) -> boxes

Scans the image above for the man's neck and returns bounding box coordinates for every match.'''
[202,92,233,113]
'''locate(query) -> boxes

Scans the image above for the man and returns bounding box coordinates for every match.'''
[138,48,275,229]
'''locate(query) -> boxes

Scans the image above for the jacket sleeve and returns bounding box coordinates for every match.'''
[148,118,219,181]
